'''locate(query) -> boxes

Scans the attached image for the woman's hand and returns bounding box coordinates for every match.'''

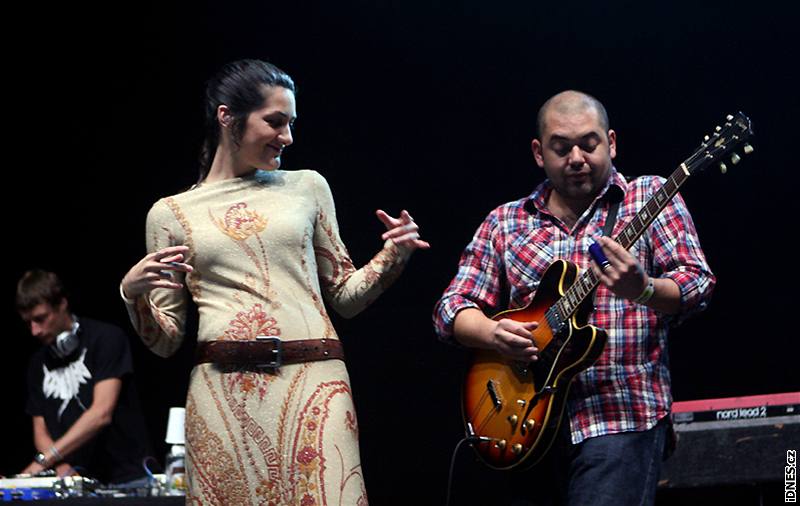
[376,209,431,252]
[121,245,194,299]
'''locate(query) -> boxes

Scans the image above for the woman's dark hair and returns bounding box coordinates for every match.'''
[16,270,67,312]
[198,59,296,182]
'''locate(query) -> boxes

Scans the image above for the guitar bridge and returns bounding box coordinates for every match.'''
[487,380,503,409]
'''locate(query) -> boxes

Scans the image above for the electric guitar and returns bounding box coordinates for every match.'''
[462,112,753,470]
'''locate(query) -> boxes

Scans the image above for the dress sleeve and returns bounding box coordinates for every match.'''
[311,171,410,318]
[121,199,189,357]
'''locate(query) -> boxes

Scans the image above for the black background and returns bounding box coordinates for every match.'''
[3,1,797,504]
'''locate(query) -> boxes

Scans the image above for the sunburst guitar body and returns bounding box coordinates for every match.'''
[463,259,606,469]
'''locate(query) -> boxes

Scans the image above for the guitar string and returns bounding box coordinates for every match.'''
[476,403,499,435]
[471,389,490,422]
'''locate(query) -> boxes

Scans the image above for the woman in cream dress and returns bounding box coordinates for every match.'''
[121,60,429,505]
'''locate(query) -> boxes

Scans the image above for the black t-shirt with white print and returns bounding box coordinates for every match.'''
[26,317,151,484]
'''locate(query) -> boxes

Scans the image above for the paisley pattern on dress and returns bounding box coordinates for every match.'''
[214,202,268,241]
[222,304,281,341]
[124,170,409,504]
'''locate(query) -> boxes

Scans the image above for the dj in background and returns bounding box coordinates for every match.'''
[16,269,151,486]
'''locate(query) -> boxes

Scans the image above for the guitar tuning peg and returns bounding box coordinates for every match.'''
[743,144,754,154]
[715,126,722,132]
[731,153,741,165]
[704,135,710,142]
[719,162,728,174]
[726,114,734,121]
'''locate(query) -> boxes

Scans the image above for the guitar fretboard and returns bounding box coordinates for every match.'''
[552,165,691,324]
[545,112,751,330]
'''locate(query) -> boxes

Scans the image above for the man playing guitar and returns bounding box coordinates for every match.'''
[433,90,716,505]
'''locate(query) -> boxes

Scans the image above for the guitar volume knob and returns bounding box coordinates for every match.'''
[496,440,507,450]
[508,415,519,425]
[511,443,524,455]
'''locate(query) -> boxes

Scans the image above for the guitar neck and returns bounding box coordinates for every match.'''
[554,164,691,320]
[614,165,691,250]
[546,111,752,326]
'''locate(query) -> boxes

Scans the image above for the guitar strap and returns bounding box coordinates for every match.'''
[601,196,621,237]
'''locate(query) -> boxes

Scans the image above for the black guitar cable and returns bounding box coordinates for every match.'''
[445,430,492,506]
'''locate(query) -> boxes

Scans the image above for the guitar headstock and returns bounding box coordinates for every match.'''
[687,112,754,175]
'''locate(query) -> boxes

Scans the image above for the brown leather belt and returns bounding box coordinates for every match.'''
[195,338,344,368]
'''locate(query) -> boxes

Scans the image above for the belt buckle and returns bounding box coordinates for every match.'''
[255,336,282,369]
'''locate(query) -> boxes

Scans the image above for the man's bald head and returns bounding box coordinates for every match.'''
[536,90,610,139]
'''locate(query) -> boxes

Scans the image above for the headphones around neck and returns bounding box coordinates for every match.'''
[51,317,80,359]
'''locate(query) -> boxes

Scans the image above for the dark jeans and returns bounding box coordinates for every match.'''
[507,417,668,506]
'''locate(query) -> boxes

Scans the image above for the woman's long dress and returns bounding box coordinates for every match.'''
[124,169,408,505]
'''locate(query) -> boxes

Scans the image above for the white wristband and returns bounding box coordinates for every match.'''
[634,277,655,305]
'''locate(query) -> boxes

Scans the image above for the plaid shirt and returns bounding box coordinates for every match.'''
[433,168,715,444]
